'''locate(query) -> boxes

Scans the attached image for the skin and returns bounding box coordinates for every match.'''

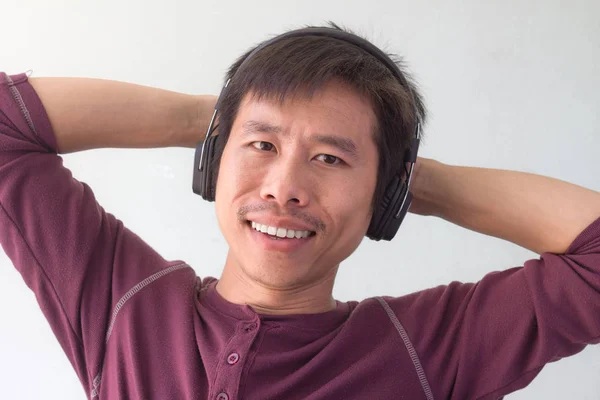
[214,81,379,315]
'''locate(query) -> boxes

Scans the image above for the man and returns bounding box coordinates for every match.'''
[1,24,599,400]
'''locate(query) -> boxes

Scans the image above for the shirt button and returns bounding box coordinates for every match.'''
[227,352,240,365]
[216,392,229,400]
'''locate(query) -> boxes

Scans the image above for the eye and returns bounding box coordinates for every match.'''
[250,141,275,151]
[315,154,342,165]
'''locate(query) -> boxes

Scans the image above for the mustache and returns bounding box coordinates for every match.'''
[237,203,326,233]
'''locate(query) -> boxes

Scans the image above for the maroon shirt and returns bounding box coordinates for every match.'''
[1,72,600,400]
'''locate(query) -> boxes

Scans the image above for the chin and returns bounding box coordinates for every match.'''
[239,257,313,289]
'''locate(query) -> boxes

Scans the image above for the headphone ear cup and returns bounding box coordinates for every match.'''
[380,188,411,241]
[366,175,410,241]
[192,141,205,196]
[203,134,218,201]
[367,175,399,240]
[192,134,219,202]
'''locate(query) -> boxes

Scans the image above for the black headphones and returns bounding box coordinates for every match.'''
[193,27,421,241]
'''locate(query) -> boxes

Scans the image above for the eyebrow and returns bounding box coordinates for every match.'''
[310,134,358,160]
[241,120,359,160]
[241,120,284,135]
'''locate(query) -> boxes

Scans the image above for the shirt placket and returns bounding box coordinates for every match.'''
[212,318,261,400]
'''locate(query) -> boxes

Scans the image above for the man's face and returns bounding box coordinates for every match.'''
[215,81,378,289]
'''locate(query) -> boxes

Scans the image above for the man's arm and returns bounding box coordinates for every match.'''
[394,157,600,398]
[410,157,600,254]
[29,77,217,153]
[0,72,215,396]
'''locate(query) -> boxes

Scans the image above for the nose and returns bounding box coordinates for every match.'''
[259,155,311,208]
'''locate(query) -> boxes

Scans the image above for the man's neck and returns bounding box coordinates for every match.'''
[216,256,339,316]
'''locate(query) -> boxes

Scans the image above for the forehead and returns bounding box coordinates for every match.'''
[232,81,378,143]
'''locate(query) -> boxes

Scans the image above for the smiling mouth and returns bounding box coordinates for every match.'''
[247,221,316,240]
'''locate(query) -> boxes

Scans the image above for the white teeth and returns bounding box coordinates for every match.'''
[249,221,312,239]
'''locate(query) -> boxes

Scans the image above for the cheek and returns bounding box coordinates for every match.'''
[327,173,376,234]
[215,146,260,207]
[215,147,240,228]
[322,187,372,261]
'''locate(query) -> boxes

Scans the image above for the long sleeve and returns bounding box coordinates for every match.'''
[385,215,600,399]
[0,72,180,397]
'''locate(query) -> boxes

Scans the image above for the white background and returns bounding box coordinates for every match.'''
[1,0,599,398]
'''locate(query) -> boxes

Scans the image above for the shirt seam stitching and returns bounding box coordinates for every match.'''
[4,74,48,150]
[92,262,189,398]
[376,296,435,400]
[104,262,189,344]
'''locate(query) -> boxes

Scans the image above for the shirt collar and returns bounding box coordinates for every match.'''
[198,278,352,333]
